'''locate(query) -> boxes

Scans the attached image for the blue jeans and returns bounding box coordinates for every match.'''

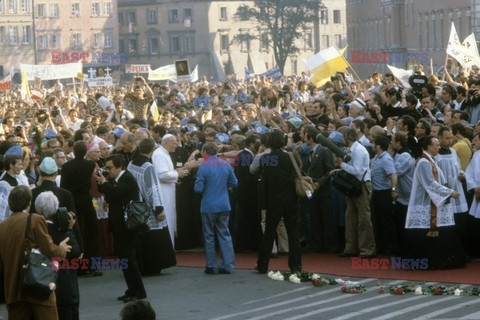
[201,212,235,273]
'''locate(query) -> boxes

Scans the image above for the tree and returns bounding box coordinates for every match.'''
[233,0,319,75]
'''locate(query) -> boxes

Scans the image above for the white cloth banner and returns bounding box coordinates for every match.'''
[386,64,413,89]
[126,64,151,74]
[87,77,113,87]
[21,62,82,81]
[148,64,177,81]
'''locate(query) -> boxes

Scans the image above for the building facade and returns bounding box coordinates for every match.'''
[346,0,473,78]
[118,0,346,80]
[0,0,35,78]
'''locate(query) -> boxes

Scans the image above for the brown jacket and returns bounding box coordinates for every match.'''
[0,212,67,306]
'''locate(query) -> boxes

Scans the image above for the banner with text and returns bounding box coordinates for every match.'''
[148,64,177,81]
[126,64,151,74]
[21,62,82,81]
[87,77,113,87]
[0,74,12,91]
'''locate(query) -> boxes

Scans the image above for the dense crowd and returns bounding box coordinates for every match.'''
[0,63,479,319]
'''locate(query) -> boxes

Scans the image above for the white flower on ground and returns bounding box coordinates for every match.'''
[268,271,275,278]
[289,274,301,284]
[415,287,423,295]
[271,271,284,281]
[311,273,320,280]
[454,289,463,296]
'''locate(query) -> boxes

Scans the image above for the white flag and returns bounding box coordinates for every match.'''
[387,65,413,89]
[446,23,478,68]
[190,65,198,82]
[462,33,480,67]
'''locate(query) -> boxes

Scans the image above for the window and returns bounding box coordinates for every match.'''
[260,33,268,51]
[38,34,48,49]
[128,39,137,53]
[170,35,181,53]
[103,2,111,16]
[22,25,31,43]
[50,33,59,49]
[220,7,227,20]
[183,8,192,22]
[8,0,16,13]
[50,3,58,17]
[321,35,329,48]
[37,3,45,17]
[73,33,81,48]
[185,35,194,53]
[335,34,341,48]
[127,11,136,24]
[333,10,341,24]
[221,34,229,51]
[147,9,157,24]
[20,0,28,13]
[320,9,328,24]
[0,0,3,14]
[119,39,124,52]
[0,27,5,43]
[93,33,102,48]
[240,38,250,52]
[149,38,159,54]
[291,57,297,75]
[91,3,100,17]
[9,26,18,44]
[104,32,112,48]
[169,9,178,23]
[118,12,124,25]
[305,31,313,49]
[71,3,80,16]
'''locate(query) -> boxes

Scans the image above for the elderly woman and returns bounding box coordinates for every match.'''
[35,191,81,320]
[0,186,71,319]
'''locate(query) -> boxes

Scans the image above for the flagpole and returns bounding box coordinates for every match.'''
[441,54,449,81]
[344,58,361,81]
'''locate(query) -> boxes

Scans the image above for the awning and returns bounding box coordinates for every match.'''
[229,52,248,76]
[248,51,267,74]
[212,51,226,81]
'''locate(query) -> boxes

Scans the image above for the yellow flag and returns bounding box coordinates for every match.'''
[20,68,31,101]
[150,100,159,121]
[305,47,349,88]
[339,45,348,56]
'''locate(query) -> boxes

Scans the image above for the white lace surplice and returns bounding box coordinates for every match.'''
[127,161,167,230]
[466,151,480,218]
[405,158,455,229]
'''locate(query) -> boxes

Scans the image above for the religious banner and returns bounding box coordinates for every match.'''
[0,74,12,91]
[87,77,113,87]
[148,64,176,81]
[175,60,191,83]
[126,64,151,74]
[21,62,82,80]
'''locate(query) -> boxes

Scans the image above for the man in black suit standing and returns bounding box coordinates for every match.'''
[234,134,262,252]
[98,154,146,302]
[304,128,339,253]
[61,141,101,276]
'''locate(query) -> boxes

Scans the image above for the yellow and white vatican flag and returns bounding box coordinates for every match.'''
[305,46,349,88]
[20,69,31,101]
[150,100,159,121]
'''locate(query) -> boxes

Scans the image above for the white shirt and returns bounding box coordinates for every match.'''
[340,141,371,181]
[115,170,125,183]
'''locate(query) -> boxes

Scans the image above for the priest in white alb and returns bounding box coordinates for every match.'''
[152,134,189,247]
[465,132,480,218]
[404,136,467,269]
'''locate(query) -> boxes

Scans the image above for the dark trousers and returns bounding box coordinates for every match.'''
[235,196,261,252]
[308,193,339,252]
[393,202,408,255]
[257,204,301,272]
[114,230,146,299]
[75,197,98,271]
[57,304,79,320]
[371,190,398,254]
[7,301,58,320]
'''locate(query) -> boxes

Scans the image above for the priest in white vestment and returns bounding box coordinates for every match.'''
[465,133,480,218]
[152,134,189,246]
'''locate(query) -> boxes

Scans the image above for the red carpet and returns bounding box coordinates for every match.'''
[176,251,480,285]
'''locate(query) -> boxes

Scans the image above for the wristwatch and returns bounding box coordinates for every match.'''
[392,187,397,191]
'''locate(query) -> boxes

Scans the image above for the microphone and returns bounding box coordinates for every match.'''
[315,133,351,163]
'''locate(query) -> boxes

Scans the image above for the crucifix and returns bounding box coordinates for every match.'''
[88,68,97,79]
[105,67,112,77]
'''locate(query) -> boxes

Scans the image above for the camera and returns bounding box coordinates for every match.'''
[51,107,60,118]
[97,168,105,176]
[55,207,70,232]
[15,125,22,132]
[468,88,478,96]
[222,109,231,116]
[408,74,428,99]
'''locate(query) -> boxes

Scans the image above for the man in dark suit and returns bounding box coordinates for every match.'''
[61,141,100,276]
[304,128,339,253]
[113,132,139,163]
[234,134,262,252]
[98,154,146,302]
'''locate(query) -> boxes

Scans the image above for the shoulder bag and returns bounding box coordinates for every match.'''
[125,191,152,233]
[288,152,314,198]
[20,214,59,300]
[331,169,367,197]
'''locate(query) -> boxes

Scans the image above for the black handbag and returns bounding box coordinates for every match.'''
[331,170,367,197]
[20,214,59,300]
[125,199,151,233]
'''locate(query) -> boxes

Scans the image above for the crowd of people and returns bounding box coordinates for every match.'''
[0,61,479,318]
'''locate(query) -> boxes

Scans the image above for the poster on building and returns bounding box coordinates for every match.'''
[175,60,191,82]
[21,62,82,81]
[126,64,151,74]
[87,77,113,87]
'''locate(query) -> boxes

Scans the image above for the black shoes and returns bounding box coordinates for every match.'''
[204,268,216,274]
[117,294,146,303]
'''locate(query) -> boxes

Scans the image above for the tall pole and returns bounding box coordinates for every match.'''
[31,0,37,64]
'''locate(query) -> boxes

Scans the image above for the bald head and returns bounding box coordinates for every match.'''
[161,134,177,153]
[120,132,137,153]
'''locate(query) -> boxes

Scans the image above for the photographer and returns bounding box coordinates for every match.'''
[35,191,81,320]
[463,80,480,126]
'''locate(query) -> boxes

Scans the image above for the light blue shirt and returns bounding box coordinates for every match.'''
[194,156,238,214]
[371,151,396,191]
[393,151,415,205]
[340,141,371,182]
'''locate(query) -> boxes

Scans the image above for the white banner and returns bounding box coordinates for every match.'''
[87,77,113,87]
[126,64,151,74]
[148,64,176,81]
[21,62,82,81]
[387,64,413,89]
